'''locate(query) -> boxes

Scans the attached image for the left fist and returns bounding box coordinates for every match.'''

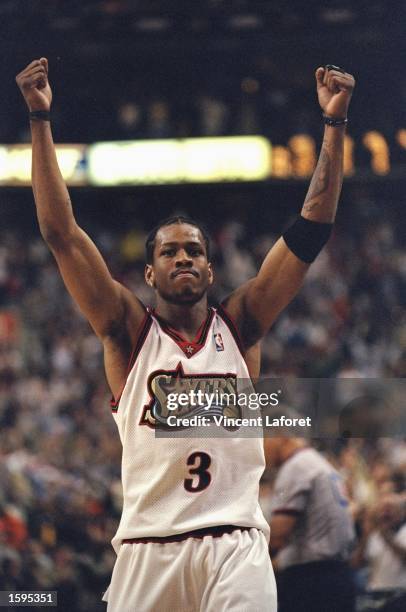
[315,65,355,120]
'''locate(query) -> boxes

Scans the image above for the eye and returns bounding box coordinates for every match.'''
[190,248,203,256]
[162,248,175,256]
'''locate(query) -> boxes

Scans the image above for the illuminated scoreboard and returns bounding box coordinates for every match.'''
[272,131,395,178]
[0,131,403,186]
[87,137,271,185]
[0,144,87,186]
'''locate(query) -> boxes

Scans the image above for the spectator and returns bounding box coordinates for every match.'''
[353,493,406,591]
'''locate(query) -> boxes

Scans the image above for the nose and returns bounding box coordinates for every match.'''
[175,249,192,267]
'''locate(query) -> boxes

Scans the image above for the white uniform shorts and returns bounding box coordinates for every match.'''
[102,527,277,612]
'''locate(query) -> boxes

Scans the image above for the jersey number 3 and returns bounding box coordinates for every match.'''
[184,452,211,492]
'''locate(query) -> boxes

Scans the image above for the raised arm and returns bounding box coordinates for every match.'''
[16,59,145,392]
[224,65,355,349]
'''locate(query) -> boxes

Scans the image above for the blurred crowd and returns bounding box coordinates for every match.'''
[13,83,329,147]
[0,203,405,609]
[7,43,405,157]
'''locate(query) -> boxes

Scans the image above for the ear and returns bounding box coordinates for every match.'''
[145,264,155,288]
[208,262,214,286]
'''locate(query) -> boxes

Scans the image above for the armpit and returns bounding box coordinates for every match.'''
[240,293,263,348]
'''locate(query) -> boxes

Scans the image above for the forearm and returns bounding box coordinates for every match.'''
[31,121,77,243]
[269,514,297,558]
[301,124,345,223]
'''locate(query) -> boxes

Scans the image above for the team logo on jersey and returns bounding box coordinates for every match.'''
[214,333,224,351]
[140,362,241,429]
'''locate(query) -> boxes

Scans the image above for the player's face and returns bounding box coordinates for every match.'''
[145,224,213,304]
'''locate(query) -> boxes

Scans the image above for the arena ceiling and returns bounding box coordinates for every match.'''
[1,0,401,39]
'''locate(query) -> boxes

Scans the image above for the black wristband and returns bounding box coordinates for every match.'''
[283,215,333,263]
[323,114,348,127]
[29,110,51,122]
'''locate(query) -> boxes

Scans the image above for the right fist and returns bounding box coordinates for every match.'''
[16,58,52,112]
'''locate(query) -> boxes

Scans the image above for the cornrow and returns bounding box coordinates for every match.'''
[145,216,211,263]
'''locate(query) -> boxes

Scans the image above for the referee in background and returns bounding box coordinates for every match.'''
[264,411,356,612]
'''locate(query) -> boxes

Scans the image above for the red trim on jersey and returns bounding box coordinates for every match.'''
[151,307,215,358]
[217,304,245,358]
[122,525,251,544]
[111,311,153,411]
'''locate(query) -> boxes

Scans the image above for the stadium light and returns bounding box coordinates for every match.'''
[88,137,271,186]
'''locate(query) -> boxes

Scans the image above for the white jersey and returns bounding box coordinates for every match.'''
[110,306,269,553]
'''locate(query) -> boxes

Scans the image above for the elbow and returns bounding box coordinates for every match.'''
[40,226,65,249]
[39,223,76,250]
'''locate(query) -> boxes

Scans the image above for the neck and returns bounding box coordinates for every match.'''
[280,438,307,464]
[154,295,209,339]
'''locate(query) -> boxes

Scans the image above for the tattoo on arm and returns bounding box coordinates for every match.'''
[302,146,331,214]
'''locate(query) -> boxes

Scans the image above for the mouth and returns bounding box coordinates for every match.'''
[172,270,198,278]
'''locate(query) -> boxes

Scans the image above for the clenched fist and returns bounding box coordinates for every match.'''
[16,58,52,112]
[315,65,355,120]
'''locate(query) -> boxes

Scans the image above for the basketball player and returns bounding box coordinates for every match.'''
[16,58,355,611]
